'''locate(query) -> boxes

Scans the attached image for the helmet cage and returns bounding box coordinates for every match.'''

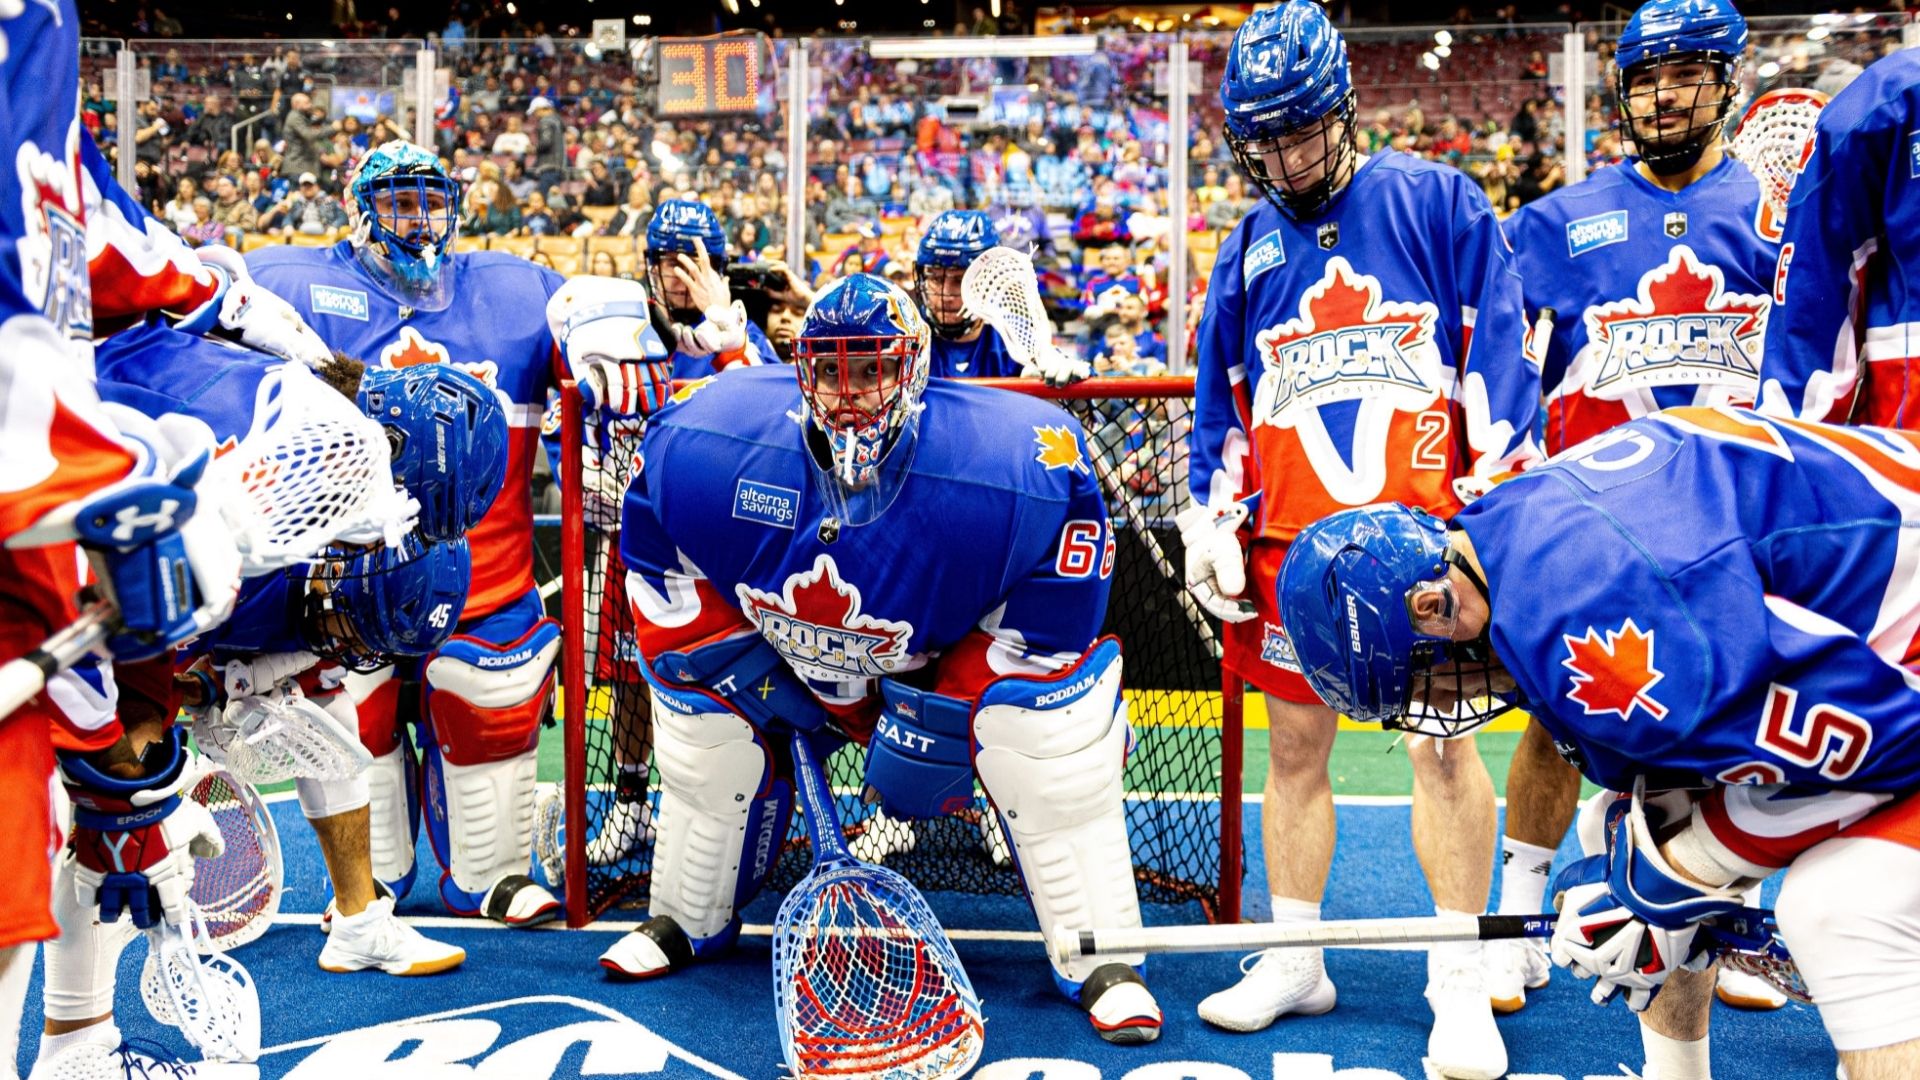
[1614,50,1741,175]
[351,170,462,303]
[792,333,923,488]
[914,263,977,339]
[302,533,466,671]
[1227,88,1359,221]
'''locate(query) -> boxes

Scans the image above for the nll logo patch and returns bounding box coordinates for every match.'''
[1582,245,1768,395]
[737,553,914,681]
[1250,256,1441,421]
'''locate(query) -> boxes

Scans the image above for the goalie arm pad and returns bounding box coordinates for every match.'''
[865,682,975,818]
[648,631,830,735]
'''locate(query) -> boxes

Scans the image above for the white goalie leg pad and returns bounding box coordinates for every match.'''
[972,639,1146,985]
[43,853,134,1022]
[422,624,559,904]
[647,684,779,945]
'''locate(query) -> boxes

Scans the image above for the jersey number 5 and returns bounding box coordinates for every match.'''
[1753,682,1873,782]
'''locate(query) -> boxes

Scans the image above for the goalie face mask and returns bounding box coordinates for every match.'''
[793,274,932,495]
[349,141,463,313]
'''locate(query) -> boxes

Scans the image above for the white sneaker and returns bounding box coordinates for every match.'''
[29,1041,259,1080]
[319,897,467,975]
[587,797,656,867]
[1425,950,1509,1080]
[850,809,917,863]
[1196,948,1336,1032]
[1716,964,1788,1010]
[320,880,395,935]
[1484,935,1551,1013]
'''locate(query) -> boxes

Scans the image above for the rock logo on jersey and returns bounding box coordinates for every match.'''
[379,324,500,388]
[17,131,91,342]
[1560,617,1667,723]
[1579,246,1767,398]
[737,553,914,682]
[1249,256,1442,425]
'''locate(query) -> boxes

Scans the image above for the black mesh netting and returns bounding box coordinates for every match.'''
[550,387,1238,923]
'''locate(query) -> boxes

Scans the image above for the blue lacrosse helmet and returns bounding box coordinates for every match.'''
[1277,504,1464,728]
[349,141,463,312]
[357,364,507,542]
[1614,0,1749,175]
[914,210,1000,339]
[792,273,931,495]
[646,199,730,324]
[307,532,471,669]
[1219,1,1357,220]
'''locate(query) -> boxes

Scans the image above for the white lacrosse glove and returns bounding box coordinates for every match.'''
[191,245,333,370]
[1026,343,1092,389]
[1175,502,1257,623]
[579,359,673,416]
[678,299,750,359]
[222,650,322,699]
[1549,783,1743,1011]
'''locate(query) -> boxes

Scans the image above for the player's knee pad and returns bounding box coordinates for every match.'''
[295,690,372,819]
[646,671,792,955]
[351,668,420,897]
[972,638,1145,994]
[419,620,560,913]
[42,853,133,1022]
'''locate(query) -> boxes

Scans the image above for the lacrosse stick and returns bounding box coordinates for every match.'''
[772,729,985,1080]
[962,245,1089,387]
[203,360,417,574]
[192,690,373,790]
[1053,907,1809,1005]
[138,900,263,1062]
[0,602,113,720]
[1728,88,1828,240]
[180,761,283,951]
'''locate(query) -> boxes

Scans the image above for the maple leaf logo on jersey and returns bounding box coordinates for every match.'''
[378,325,500,388]
[1561,617,1668,723]
[1033,425,1088,474]
[1250,256,1441,423]
[1583,246,1768,396]
[736,553,914,680]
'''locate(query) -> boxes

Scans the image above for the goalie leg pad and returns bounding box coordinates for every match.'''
[43,854,133,1022]
[972,638,1146,991]
[420,619,560,913]
[646,672,791,953]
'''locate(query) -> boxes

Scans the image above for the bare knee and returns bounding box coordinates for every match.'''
[1265,696,1335,782]
[1409,733,1486,793]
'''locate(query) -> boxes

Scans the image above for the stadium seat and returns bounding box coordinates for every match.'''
[489,235,537,259]
[535,236,581,276]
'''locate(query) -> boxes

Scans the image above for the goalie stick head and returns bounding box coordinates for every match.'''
[793,273,931,493]
[358,363,508,542]
[1614,0,1748,177]
[349,141,463,313]
[914,210,1000,339]
[1278,503,1514,737]
[1219,1,1358,221]
[305,532,470,670]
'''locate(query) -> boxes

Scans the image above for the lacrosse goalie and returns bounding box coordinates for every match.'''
[596,274,1163,1044]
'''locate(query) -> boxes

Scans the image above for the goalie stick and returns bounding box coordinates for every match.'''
[1053,907,1808,1004]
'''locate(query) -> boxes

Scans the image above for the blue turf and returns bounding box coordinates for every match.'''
[14,799,1837,1080]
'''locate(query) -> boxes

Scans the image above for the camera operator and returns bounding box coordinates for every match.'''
[728,256,814,363]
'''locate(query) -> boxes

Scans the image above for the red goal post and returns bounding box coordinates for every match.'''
[555,374,1243,929]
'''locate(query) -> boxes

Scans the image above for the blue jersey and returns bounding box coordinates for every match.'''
[1504,157,1776,454]
[619,367,1112,735]
[1192,150,1542,534]
[1759,49,1920,429]
[247,241,564,617]
[929,326,1022,379]
[1459,407,1920,794]
[94,316,279,448]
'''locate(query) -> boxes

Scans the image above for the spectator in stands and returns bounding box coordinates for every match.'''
[734,219,767,260]
[279,93,330,182]
[1113,292,1165,363]
[531,96,566,191]
[1077,38,1115,111]
[519,190,557,236]
[583,160,619,206]
[588,250,630,280]
[210,175,256,242]
[153,47,188,83]
[160,176,199,233]
[824,174,879,233]
[493,113,533,157]
[229,51,274,121]
[828,221,891,279]
[340,114,369,152]
[319,129,362,191]
[1474,143,1520,210]
[241,170,272,216]
[603,180,652,238]
[1363,108,1396,154]
[503,159,538,201]
[1081,243,1142,323]
[265,172,347,235]
[132,98,170,166]
[129,158,162,217]
[186,93,236,155]
[1094,323,1167,378]
[247,136,280,178]
[547,192,589,237]
[180,196,223,248]
[464,179,523,236]
[1511,150,1563,206]
[1073,188,1132,246]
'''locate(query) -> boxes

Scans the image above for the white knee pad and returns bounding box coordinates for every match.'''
[648,683,783,945]
[295,775,371,820]
[42,854,132,1022]
[972,640,1144,985]
[1778,836,1920,1051]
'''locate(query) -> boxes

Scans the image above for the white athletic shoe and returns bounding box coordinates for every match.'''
[320,880,396,936]
[319,897,466,975]
[587,797,657,867]
[1082,964,1162,1045]
[1715,964,1788,1010]
[29,1041,259,1080]
[849,809,917,863]
[1196,947,1337,1032]
[1484,935,1551,1013]
[1425,949,1509,1080]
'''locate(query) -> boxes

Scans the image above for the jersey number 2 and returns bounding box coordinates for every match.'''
[1411,410,1450,470]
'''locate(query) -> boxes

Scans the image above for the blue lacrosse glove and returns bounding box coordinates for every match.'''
[650,632,829,733]
[58,727,225,929]
[863,681,976,819]
[1550,783,1744,1010]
